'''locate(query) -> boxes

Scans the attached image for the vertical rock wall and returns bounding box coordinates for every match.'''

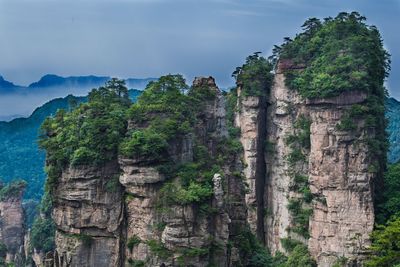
[52,162,124,267]
[264,62,378,266]
[120,77,246,266]
[48,74,380,267]
[307,93,374,266]
[0,190,25,265]
[265,66,307,252]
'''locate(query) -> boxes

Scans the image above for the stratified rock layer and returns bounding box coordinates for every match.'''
[49,74,380,267]
[265,63,376,266]
[0,190,25,265]
[52,162,124,267]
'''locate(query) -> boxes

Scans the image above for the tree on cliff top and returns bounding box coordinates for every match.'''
[273,11,390,99]
[39,78,130,196]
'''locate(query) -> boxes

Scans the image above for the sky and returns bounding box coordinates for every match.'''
[0,0,399,97]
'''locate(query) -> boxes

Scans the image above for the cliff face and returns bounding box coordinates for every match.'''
[235,86,267,241]
[264,63,377,266]
[49,77,249,266]
[52,162,124,267]
[119,77,248,266]
[0,183,26,266]
[48,72,381,266]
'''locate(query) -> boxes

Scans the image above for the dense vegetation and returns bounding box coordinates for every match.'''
[26,11,399,267]
[232,52,274,97]
[0,179,26,201]
[273,12,390,99]
[39,78,132,196]
[365,162,400,266]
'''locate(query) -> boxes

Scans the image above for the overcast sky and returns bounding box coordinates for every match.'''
[0,0,399,97]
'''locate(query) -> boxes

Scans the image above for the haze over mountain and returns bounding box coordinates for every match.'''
[0,74,156,121]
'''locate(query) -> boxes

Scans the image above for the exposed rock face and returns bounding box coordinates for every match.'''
[235,86,267,241]
[265,68,306,252]
[0,186,25,266]
[120,76,244,266]
[265,64,376,266]
[52,162,124,267]
[307,94,373,266]
[48,74,380,266]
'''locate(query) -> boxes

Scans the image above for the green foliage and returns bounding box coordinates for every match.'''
[39,78,130,196]
[284,243,317,267]
[120,75,195,161]
[0,94,87,200]
[105,175,121,193]
[159,181,213,206]
[127,259,145,267]
[232,52,274,97]
[69,233,93,246]
[119,129,168,160]
[146,240,172,259]
[365,216,400,267]
[376,162,400,224]
[0,242,7,258]
[0,179,26,200]
[286,148,306,166]
[387,98,400,163]
[30,217,56,252]
[284,115,313,239]
[332,257,348,267]
[275,12,390,99]
[287,198,313,238]
[280,238,317,267]
[177,247,209,265]
[127,235,141,251]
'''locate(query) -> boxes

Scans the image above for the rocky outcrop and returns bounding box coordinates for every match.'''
[235,89,266,240]
[307,93,373,266]
[0,183,26,266]
[265,66,306,252]
[52,162,124,267]
[265,63,377,266]
[120,77,245,266]
[47,73,381,266]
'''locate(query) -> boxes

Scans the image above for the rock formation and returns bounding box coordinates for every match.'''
[264,62,378,266]
[52,162,124,267]
[0,181,26,266]
[45,73,383,266]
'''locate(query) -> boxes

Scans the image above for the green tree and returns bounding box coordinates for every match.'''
[39,78,130,196]
[366,217,400,267]
[376,162,400,224]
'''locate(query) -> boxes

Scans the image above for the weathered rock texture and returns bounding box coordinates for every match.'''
[265,65,307,252]
[265,63,377,266]
[235,87,267,241]
[307,92,373,267]
[120,77,246,266]
[0,185,26,266]
[52,162,124,267]
[49,74,380,266]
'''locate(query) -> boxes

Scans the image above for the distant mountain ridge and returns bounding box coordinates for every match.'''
[0,74,157,94]
[386,97,400,163]
[0,74,156,121]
